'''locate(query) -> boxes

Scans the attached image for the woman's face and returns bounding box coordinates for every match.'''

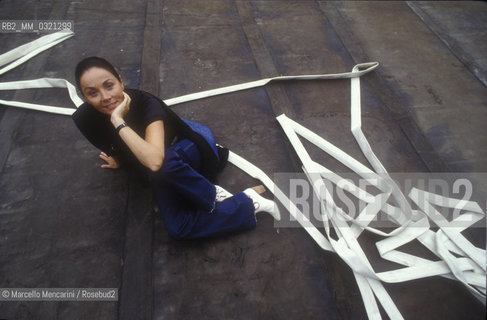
[79,67,124,115]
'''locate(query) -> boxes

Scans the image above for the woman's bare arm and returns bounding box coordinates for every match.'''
[110,92,165,172]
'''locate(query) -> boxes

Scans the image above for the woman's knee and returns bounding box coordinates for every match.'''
[147,149,181,183]
[169,139,202,171]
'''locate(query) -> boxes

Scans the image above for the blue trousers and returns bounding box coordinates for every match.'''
[149,139,256,240]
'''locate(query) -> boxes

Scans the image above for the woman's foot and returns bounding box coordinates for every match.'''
[215,184,264,202]
[243,187,281,221]
[215,185,233,202]
[251,185,266,194]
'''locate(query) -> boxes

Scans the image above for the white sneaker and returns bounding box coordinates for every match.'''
[243,188,281,221]
[215,185,233,202]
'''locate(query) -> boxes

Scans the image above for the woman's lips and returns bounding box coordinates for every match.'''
[106,102,118,110]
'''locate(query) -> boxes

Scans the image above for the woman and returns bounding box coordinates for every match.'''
[72,56,280,240]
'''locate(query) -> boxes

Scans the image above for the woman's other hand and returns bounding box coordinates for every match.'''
[99,152,120,169]
[111,91,131,127]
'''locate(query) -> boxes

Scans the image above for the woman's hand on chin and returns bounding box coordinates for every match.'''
[111,91,131,126]
[99,152,120,169]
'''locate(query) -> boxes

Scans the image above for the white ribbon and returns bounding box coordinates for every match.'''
[0,31,74,76]
[1,32,485,319]
[0,31,79,114]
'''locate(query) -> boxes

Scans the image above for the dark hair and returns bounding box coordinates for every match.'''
[75,56,121,92]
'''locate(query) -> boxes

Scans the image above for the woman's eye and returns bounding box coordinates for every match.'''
[89,91,97,97]
[106,83,113,89]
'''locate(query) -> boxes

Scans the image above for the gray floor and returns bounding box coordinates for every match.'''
[0,1,485,319]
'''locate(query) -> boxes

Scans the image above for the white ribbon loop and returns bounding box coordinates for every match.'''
[1,32,485,319]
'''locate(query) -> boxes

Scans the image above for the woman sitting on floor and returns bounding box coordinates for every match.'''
[72,56,280,240]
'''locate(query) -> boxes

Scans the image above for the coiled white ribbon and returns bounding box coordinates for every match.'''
[1,32,485,320]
